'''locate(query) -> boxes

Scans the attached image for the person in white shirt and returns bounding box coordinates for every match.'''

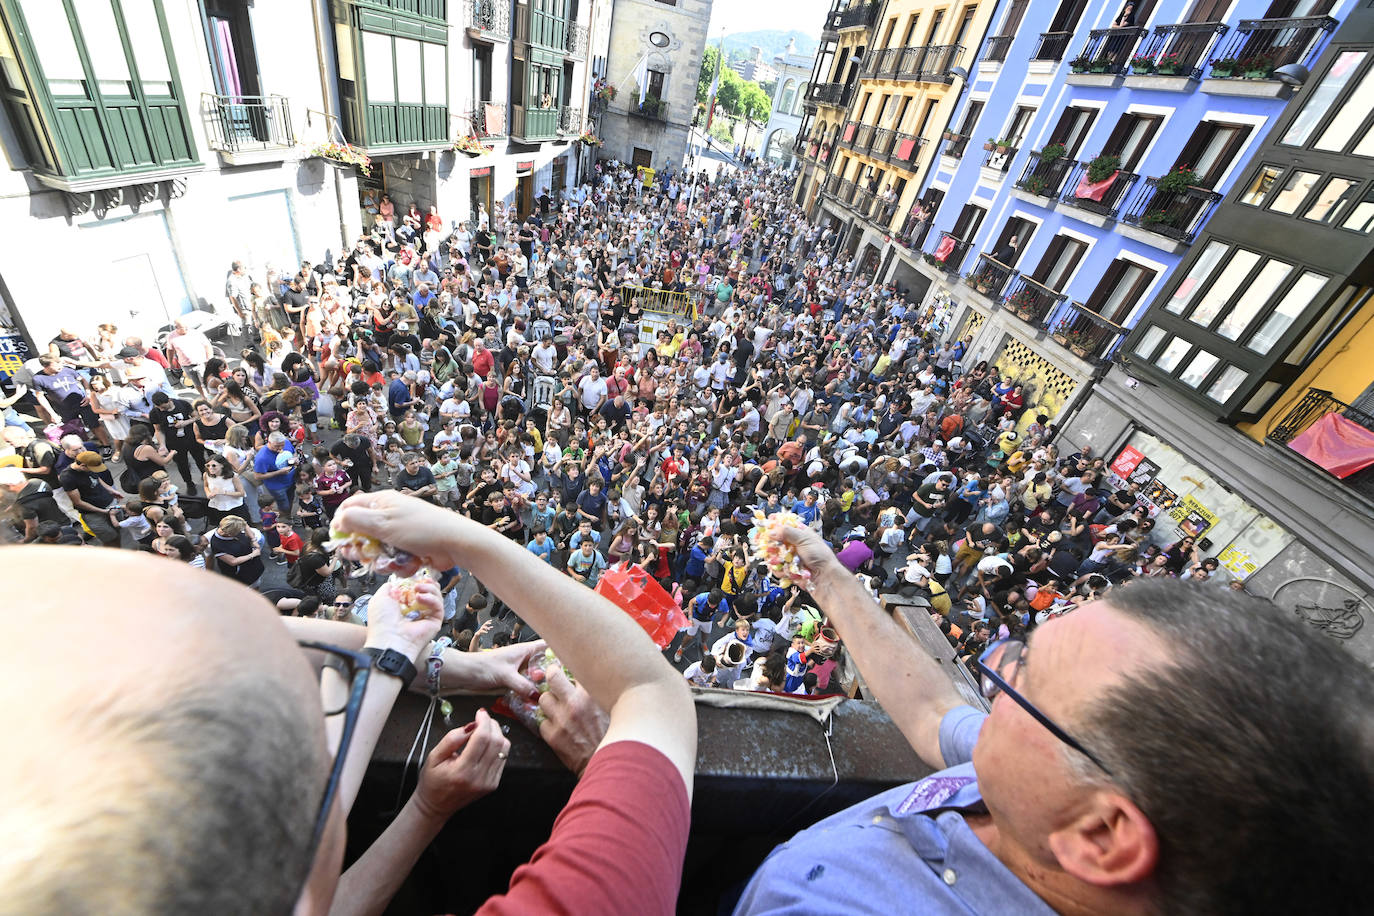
[683,655,718,687]
[532,339,558,374]
[166,321,213,393]
[576,366,609,414]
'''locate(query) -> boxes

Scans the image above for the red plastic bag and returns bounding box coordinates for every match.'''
[595,562,688,648]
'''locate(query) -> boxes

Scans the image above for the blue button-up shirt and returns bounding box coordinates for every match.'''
[734,706,1056,915]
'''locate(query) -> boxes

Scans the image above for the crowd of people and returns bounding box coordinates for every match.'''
[2,155,1247,688]
[2,152,1367,916]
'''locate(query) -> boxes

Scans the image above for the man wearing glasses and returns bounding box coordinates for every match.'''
[2,491,695,915]
[734,525,1370,915]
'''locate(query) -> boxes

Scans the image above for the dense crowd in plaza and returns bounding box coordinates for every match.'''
[3,154,1365,916]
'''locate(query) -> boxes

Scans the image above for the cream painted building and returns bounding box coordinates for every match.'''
[761,39,815,168]
[596,0,713,172]
[0,0,608,352]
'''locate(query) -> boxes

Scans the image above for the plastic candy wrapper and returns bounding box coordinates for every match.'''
[747,511,813,588]
[594,562,688,648]
[385,568,437,621]
[325,523,423,577]
[494,648,573,732]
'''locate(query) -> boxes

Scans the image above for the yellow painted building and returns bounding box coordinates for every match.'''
[808,0,999,253]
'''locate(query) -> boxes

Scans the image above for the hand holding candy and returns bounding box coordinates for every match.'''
[748,511,814,588]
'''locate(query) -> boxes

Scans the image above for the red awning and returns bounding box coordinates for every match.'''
[1288,412,1374,478]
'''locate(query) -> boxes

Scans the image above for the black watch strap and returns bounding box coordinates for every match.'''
[363,647,419,686]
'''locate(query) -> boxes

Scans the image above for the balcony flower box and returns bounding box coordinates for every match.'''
[1069,55,1092,73]
[1155,52,1187,76]
[983,139,997,151]
[1020,174,1052,196]
[1239,55,1276,79]
[943,129,959,141]
[1156,164,1200,194]
[1089,55,1115,74]
[451,135,489,156]
[311,141,372,176]
[1129,55,1156,74]
[1208,57,1240,79]
[577,131,602,146]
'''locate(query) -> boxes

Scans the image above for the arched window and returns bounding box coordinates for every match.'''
[779,79,796,114]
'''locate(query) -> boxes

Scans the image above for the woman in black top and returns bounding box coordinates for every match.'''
[210,516,264,587]
[121,426,170,486]
[193,400,232,453]
[294,527,339,600]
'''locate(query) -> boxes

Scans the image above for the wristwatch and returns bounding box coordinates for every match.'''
[363,646,418,686]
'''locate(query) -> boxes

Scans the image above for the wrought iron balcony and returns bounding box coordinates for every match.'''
[914,44,962,81]
[836,1,880,31]
[470,99,507,137]
[1121,177,1222,244]
[852,122,876,153]
[1207,15,1337,79]
[893,204,932,249]
[204,93,294,153]
[1268,387,1374,500]
[1048,301,1128,365]
[941,132,971,159]
[965,253,1016,300]
[558,106,582,134]
[807,82,854,107]
[822,9,842,39]
[1013,150,1076,198]
[872,129,923,169]
[982,143,1019,173]
[565,22,589,57]
[1059,162,1139,220]
[1128,22,1228,79]
[1033,31,1074,62]
[926,231,971,275]
[1003,274,1065,325]
[1071,26,1146,75]
[630,97,668,122]
[464,0,510,38]
[984,35,1013,63]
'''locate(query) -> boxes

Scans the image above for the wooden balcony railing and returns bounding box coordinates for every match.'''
[1059,162,1140,219]
[1121,177,1223,244]
[511,104,558,141]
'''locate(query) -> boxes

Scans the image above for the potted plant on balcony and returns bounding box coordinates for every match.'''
[1156,163,1199,194]
[1069,55,1093,73]
[983,137,998,151]
[593,80,616,102]
[577,131,602,147]
[1208,56,1240,78]
[1061,325,1098,358]
[1089,54,1114,73]
[1155,52,1187,76]
[1141,209,1185,230]
[965,270,996,295]
[451,135,489,156]
[1086,153,1121,185]
[1021,174,1052,196]
[1129,54,1156,74]
[942,129,959,142]
[1240,54,1276,79]
[1039,141,1068,163]
[994,137,1014,155]
[1006,287,1039,320]
[310,141,372,176]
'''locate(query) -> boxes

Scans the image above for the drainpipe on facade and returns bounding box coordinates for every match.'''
[311,0,352,251]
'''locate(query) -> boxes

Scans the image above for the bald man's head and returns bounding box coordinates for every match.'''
[0,548,330,915]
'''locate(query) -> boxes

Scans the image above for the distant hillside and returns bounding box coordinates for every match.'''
[722,30,818,62]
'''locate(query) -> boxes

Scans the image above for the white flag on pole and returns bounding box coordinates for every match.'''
[634,52,650,104]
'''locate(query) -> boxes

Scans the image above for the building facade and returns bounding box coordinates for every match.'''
[888,0,1348,437]
[0,0,606,350]
[761,39,816,167]
[794,0,882,218]
[1061,4,1374,660]
[596,0,712,172]
[732,46,779,85]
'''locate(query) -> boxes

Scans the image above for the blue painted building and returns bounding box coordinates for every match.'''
[889,0,1349,427]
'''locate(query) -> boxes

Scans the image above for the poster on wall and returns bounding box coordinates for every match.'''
[0,331,32,381]
[1109,445,1145,479]
[1143,480,1178,515]
[1218,544,1260,577]
[1169,494,1219,537]
[1107,445,1159,489]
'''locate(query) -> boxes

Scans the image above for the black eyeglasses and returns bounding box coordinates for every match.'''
[975,639,1113,776]
[296,641,374,862]
[333,599,354,607]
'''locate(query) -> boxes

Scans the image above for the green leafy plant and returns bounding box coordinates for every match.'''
[1069,55,1093,73]
[1155,52,1186,75]
[1130,54,1156,73]
[311,141,372,176]
[1239,54,1276,77]
[1039,141,1068,163]
[577,131,602,146]
[1156,163,1200,193]
[1006,287,1041,312]
[1086,153,1121,185]
[1052,320,1098,350]
[451,135,488,154]
[1089,54,1114,73]
[1208,56,1240,77]
[1021,174,1051,195]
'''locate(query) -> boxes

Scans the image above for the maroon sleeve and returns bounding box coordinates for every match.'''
[476,741,690,916]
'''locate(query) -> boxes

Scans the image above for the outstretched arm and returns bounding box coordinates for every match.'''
[331,491,697,797]
[780,525,966,770]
